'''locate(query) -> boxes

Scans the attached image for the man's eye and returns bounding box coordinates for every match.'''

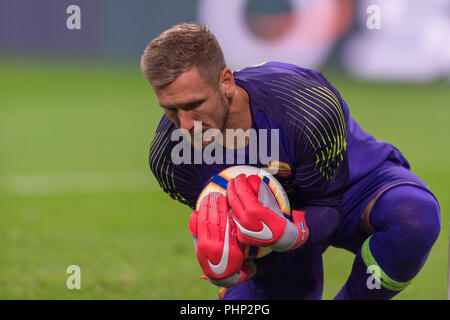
[164,107,177,113]
[183,104,198,111]
[182,101,204,111]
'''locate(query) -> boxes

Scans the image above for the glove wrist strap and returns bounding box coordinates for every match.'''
[290,210,309,250]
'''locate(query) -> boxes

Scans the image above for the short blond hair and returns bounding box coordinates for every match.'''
[140,23,226,89]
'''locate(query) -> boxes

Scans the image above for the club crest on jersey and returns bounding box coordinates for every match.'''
[218,287,227,299]
[266,161,292,178]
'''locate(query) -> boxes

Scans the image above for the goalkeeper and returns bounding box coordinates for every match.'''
[140,23,441,300]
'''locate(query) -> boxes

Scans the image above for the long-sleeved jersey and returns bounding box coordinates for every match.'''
[149,61,409,214]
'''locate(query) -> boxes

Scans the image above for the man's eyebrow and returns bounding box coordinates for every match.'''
[160,99,205,110]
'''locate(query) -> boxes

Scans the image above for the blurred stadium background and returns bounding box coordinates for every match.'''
[0,0,448,299]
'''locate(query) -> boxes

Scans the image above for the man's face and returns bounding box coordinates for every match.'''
[154,67,231,148]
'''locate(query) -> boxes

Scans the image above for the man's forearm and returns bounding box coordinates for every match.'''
[301,205,340,247]
[250,206,340,279]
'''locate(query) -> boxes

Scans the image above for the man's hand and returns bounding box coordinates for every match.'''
[227,174,309,252]
[189,192,256,287]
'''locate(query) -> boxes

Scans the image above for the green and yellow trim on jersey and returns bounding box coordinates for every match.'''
[265,73,347,181]
[149,127,192,207]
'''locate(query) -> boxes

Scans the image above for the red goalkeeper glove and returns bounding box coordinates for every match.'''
[189,192,256,287]
[227,174,309,251]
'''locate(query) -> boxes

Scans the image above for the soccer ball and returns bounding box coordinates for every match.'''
[195,165,291,260]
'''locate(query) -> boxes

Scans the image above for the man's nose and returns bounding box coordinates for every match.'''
[177,109,195,132]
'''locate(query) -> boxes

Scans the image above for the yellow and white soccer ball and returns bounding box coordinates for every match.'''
[195,165,291,260]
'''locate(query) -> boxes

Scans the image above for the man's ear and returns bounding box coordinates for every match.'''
[220,68,235,98]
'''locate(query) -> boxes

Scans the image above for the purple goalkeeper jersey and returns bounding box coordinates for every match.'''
[149,61,410,212]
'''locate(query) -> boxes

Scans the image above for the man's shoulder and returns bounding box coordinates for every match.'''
[150,115,176,151]
[233,61,341,136]
[149,115,176,172]
[148,115,201,209]
[233,61,334,112]
[233,61,327,85]
[154,115,176,135]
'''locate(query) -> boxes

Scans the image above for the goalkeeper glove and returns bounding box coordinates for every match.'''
[189,192,256,287]
[227,174,309,252]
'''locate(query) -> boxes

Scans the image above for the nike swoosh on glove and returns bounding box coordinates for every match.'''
[227,174,309,252]
[189,192,257,287]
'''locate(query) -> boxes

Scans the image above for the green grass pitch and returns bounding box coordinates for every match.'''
[0,59,448,299]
